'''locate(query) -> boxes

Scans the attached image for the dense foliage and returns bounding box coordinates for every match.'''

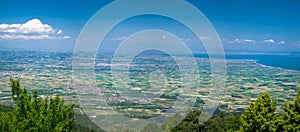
[0,78,75,131]
[239,90,300,132]
[171,110,240,132]
[240,93,278,131]
[278,89,300,131]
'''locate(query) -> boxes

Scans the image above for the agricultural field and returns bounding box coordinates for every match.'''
[0,51,299,120]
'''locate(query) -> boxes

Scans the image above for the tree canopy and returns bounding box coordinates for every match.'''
[279,89,300,131]
[0,78,75,131]
[240,93,278,131]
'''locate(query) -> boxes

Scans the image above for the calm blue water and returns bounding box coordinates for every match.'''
[194,54,300,71]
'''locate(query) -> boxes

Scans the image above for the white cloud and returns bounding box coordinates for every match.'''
[278,40,285,44]
[243,39,256,43]
[111,36,210,42]
[56,29,63,35]
[227,39,239,44]
[0,34,70,40]
[0,18,70,40]
[264,39,275,44]
[111,36,127,41]
[228,38,256,44]
[0,18,55,34]
[179,37,210,42]
[0,24,21,33]
[199,37,211,40]
[179,38,191,42]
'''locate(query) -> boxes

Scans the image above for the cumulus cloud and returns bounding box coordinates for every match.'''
[264,39,276,44]
[179,38,191,42]
[228,38,256,44]
[0,18,70,40]
[112,36,202,42]
[0,18,55,34]
[0,34,70,40]
[111,36,127,41]
[278,40,285,44]
[56,29,63,35]
[199,37,211,40]
[243,39,256,43]
[179,37,210,42]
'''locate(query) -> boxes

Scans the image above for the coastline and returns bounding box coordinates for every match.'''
[223,54,300,72]
[255,60,300,73]
[225,58,300,73]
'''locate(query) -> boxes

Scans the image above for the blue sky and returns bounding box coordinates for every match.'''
[0,0,299,53]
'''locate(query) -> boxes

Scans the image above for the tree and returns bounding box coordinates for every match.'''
[0,111,11,131]
[171,110,206,132]
[280,88,300,131]
[240,93,278,132]
[172,109,241,132]
[0,78,75,131]
[203,111,240,132]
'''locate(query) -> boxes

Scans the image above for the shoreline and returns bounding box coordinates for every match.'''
[226,58,300,73]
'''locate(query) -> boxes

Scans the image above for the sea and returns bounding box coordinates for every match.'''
[193,53,300,71]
